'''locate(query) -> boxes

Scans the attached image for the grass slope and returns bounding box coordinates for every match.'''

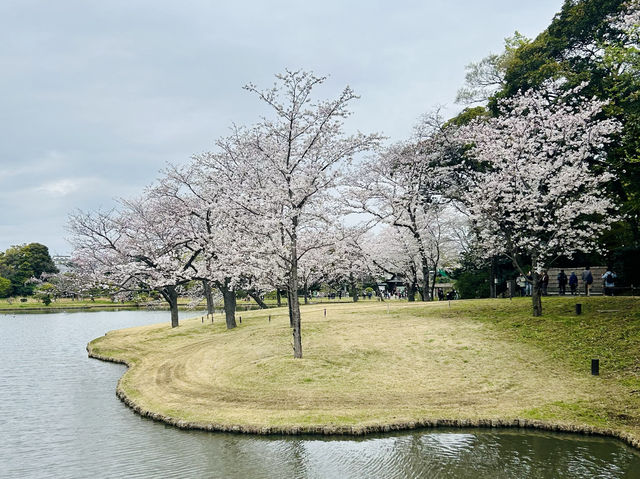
[88,297,640,442]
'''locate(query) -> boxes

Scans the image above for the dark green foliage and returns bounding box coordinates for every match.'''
[612,246,640,287]
[445,106,488,127]
[489,0,640,246]
[264,290,278,300]
[499,0,625,98]
[454,254,520,299]
[454,269,490,299]
[0,243,58,296]
[0,277,11,298]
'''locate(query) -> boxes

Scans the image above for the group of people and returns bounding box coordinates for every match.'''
[556,269,579,295]
[515,272,535,296]
[560,266,617,296]
[437,288,458,301]
[516,266,617,296]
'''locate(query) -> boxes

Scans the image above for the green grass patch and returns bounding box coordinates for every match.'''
[87,298,640,440]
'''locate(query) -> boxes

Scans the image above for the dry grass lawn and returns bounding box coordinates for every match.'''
[88,298,640,442]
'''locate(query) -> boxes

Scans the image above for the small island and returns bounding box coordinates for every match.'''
[88,297,640,449]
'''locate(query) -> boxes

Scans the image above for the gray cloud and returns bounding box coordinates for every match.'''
[0,0,563,253]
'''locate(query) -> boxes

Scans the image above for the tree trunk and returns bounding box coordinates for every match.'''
[289,217,303,359]
[304,280,309,305]
[287,288,294,328]
[431,249,442,301]
[161,285,179,328]
[248,290,268,309]
[430,270,438,301]
[420,265,430,301]
[489,256,497,298]
[407,211,430,301]
[407,282,417,302]
[219,282,237,329]
[531,271,542,317]
[276,289,282,308]
[350,273,358,302]
[290,274,302,358]
[203,280,214,316]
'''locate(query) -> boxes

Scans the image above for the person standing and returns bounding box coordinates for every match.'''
[516,274,526,297]
[541,271,549,296]
[557,270,568,295]
[602,268,617,296]
[526,270,533,296]
[582,267,593,296]
[569,272,578,295]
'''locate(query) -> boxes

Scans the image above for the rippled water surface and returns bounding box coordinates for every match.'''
[1,310,639,478]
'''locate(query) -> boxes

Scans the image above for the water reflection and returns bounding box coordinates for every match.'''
[187,431,639,479]
[1,311,638,479]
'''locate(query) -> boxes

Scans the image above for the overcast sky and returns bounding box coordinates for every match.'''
[0,0,564,254]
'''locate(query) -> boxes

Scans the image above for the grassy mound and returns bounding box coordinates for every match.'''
[88,297,640,442]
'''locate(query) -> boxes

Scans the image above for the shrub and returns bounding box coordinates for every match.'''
[0,277,11,298]
[455,270,490,299]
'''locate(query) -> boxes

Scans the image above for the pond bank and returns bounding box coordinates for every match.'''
[87,298,640,449]
[3,303,143,313]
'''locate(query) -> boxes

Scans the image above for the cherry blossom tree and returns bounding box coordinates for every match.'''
[420,203,468,299]
[68,188,201,328]
[363,226,422,301]
[347,142,434,300]
[320,227,371,302]
[347,113,462,301]
[156,162,261,330]
[458,81,620,316]
[199,70,380,358]
[297,246,327,304]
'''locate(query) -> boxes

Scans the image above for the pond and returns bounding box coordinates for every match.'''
[1,310,638,478]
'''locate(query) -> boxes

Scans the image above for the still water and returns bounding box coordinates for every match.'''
[1,310,639,479]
